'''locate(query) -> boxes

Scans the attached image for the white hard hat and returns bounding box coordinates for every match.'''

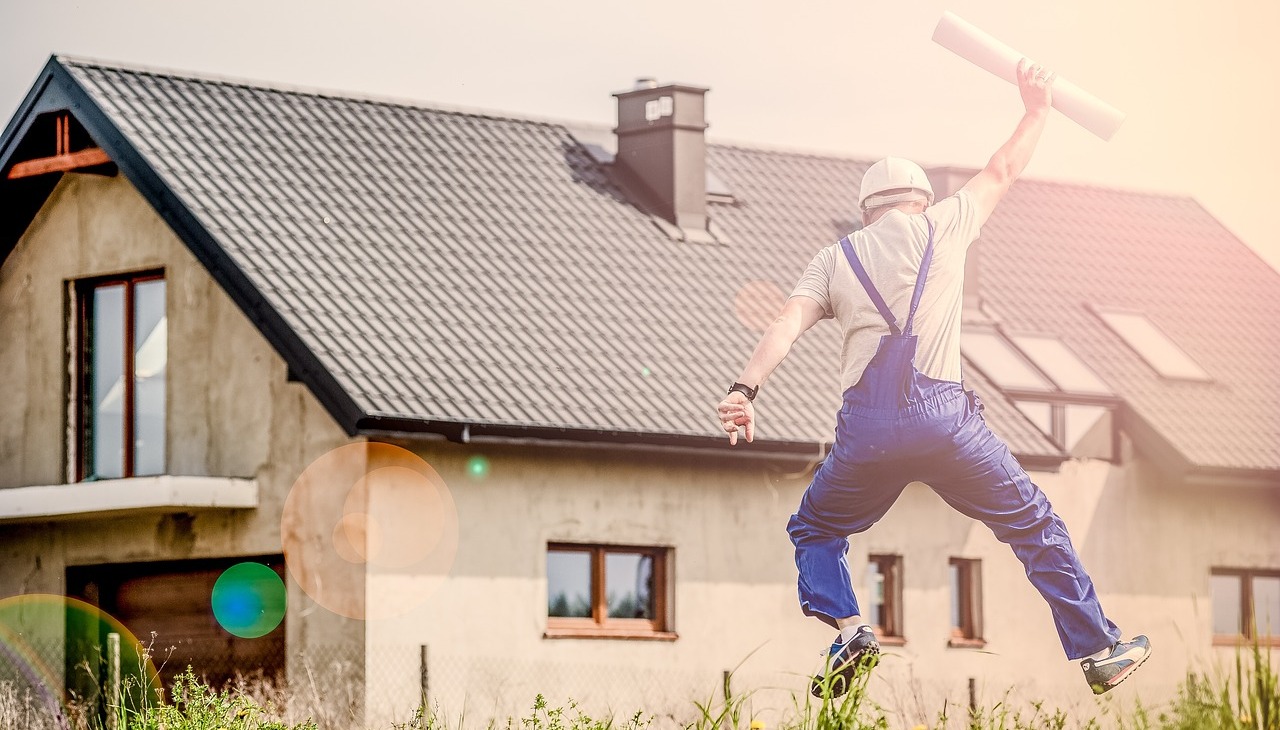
[858,157,934,211]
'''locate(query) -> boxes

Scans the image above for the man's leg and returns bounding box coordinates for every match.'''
[925,411,1120,660]
[787,456,909,628]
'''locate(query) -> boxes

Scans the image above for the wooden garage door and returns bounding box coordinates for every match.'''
[69,557,285,689]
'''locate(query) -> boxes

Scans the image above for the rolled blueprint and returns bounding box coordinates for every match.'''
[932,11,1126,141]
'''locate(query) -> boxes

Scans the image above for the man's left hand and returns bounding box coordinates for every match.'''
[717,392,755,446]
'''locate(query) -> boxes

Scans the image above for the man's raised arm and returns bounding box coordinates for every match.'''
[962,58,1057,227]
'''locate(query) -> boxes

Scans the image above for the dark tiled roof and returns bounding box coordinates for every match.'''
[15,58,1277,470]
[977,181,1280,471]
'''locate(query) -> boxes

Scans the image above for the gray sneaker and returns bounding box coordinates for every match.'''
[1081,635,1151,695]
[810,626,880,698]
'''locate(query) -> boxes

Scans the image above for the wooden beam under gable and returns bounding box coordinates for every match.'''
[7,147,112,179]
[6,111,115,179]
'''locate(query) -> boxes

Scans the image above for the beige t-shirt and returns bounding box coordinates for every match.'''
[790,190,981,389]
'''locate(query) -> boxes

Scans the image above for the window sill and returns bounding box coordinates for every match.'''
[0,475,258,523]
[947,637,987,650]
[878,635,907,647]
[543,627,678,641]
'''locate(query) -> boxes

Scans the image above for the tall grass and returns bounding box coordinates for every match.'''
[2,639,1277,730]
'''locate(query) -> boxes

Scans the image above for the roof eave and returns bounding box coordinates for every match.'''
[0,56,368,436]
[355,413,1070,470]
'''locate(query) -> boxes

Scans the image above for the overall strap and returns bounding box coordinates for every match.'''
[838,235,901,335]
[837,216,937,336]
[902,216,936,336]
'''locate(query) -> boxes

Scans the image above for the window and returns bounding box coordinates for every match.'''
[1211,568,1280,645]
[1008,335,1112,395]
[961,331,1054,392]
[1095,309,1211,381]
[546,543,672,639]
[77,272,166,480]
[962,329,1118,458]
[866,554,904,644]
[949,558,984,647]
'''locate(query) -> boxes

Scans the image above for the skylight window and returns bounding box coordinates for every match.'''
[1095,310,1210,381]
[1009,336,1112,395]
[960,332,1054,391]
[962,329,1120,461]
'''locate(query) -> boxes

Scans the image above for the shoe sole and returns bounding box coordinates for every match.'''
[1090,645,1152,695]
[810,644,881,699]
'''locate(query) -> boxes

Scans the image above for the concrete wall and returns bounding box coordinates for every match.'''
[362,436,1280,727]
[0,174,363,699]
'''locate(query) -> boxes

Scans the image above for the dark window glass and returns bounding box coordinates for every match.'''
[606,552,654,619]
[546,550,592,618]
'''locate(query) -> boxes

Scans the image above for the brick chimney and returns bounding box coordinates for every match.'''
[613,79,710,240]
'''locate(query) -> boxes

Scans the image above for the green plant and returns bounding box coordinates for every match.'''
[788,655,887,730]
[122,668,317,730]
[1150,638,1279,730]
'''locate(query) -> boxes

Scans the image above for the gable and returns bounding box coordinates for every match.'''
[0,171,347,489]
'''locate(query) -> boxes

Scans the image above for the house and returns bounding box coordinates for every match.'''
[0,55,1277,727]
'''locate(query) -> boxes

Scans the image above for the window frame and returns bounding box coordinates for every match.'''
[1211,567,1280,647]
[74,270,166,482]
[948,557,985,649]
[866,554,905,646]
[544,543,674,641]
[961,326,1121,459]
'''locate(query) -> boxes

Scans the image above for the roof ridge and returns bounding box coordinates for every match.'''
[55,54,572,131]
[52,56,1207,206]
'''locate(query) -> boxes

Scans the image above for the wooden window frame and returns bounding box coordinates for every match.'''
[867,554,905,646]
[544,543,675,641]
[74,270,165,482]
[949,558,985,649]
[1211,567,1280,647]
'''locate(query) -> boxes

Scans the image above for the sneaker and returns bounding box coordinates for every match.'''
[1081,635,1151,695]
[810,625,880,698]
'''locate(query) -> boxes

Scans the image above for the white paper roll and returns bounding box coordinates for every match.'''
[932,11,1126,141]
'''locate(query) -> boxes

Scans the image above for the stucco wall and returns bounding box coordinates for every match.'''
[0,173,363,696]
[362,437,1280,727]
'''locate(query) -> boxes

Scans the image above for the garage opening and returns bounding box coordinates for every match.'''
[65,555,287,701]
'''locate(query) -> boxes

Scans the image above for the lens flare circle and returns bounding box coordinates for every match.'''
[466,455,490,480]
[734,280,786,333]
[211,562,286,639]
[281,442,460,620]
[0,594,162,722]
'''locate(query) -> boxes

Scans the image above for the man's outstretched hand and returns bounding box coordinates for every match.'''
[1016,57,1056,114]
[717,392,755,446]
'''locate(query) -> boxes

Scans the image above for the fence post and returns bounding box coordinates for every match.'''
[968,676,977,714]
[419,644,429,713]
[106,632,121,730]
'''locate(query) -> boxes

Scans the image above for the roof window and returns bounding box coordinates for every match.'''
[1094,309,1210,381]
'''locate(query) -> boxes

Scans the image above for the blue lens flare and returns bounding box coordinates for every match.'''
[211,563,286,639]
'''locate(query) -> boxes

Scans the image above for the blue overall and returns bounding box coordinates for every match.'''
[786,219,1121,660]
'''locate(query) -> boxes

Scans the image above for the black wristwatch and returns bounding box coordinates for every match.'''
[727,382,759,401]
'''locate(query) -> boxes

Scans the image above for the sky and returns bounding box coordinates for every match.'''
[2,0,1278,272]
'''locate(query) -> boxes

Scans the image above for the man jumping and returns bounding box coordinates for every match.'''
[716,59,1150,697]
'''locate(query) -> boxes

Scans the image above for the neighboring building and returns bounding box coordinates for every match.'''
[0,56,1277,727]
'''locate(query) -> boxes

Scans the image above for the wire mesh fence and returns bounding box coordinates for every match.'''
[0,635,819,730]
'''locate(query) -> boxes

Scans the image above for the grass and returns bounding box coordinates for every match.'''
[1,640,1277,730]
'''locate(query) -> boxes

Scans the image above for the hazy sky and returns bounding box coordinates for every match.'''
[3,1,1277,271]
